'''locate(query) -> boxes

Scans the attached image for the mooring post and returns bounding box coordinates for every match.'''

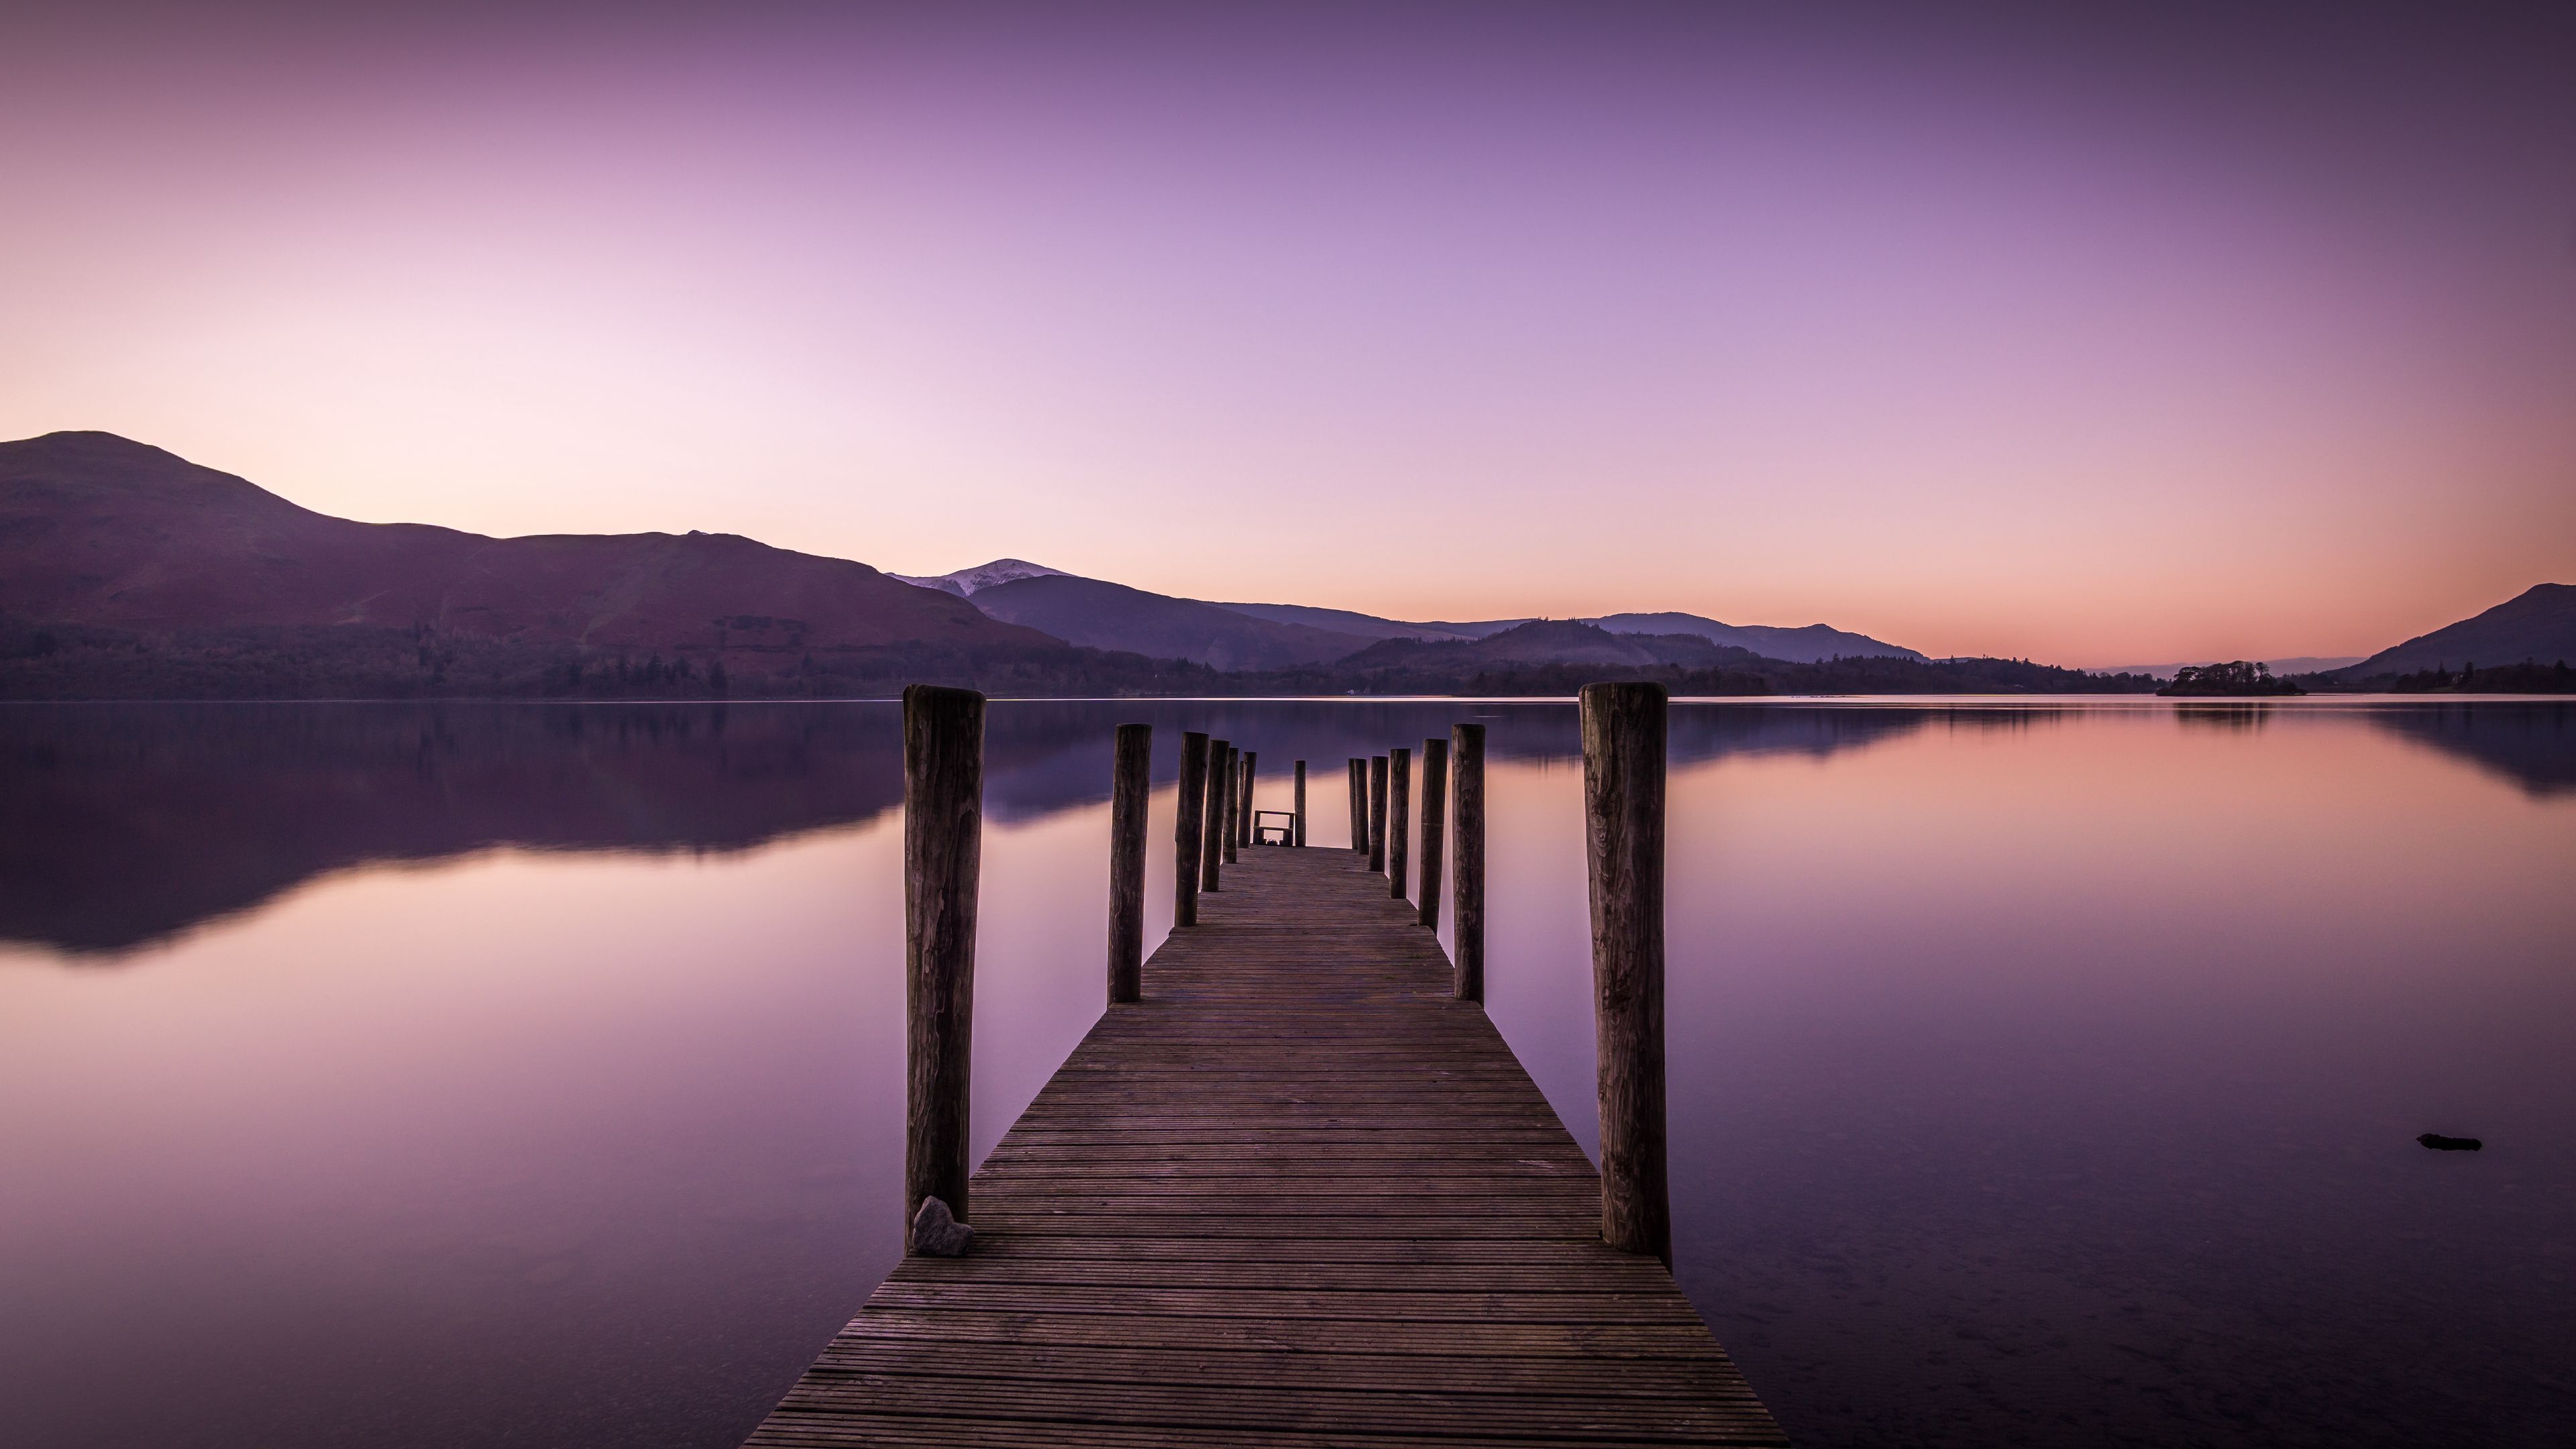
[1580,681,1670,1266]
[1387,746,1411,900]
[1368,755,1389,872]
[1240,750,1258,851]
[1451,722,1486,1002]
[1107,722,1151,1003]
[1293,759,1307,847]
[1222,745,1241,865]
[1347,759,1366,852]
[1202,737,1230,891]
[1174,731,1208,926]
[1417,737,1448,928]
[902,683,983,1254]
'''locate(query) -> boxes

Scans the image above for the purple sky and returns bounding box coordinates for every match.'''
[3,1,2570,663]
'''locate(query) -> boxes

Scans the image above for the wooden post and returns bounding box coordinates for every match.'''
[1174,731,1208,926]
[1347,759,1366,852]
[1239,750,1258,850]
[1451,723,1486,1002]
[902,683,983,1254]
[1416,737,1448,929]
[1367,755,1389,872]
[1292,760,1307,847]
[1106,722,1150,1003]
[1387,747,1411,900]
[1222,745,1241,865]
[1202,739,1230,890]
[1581,681,1670,1267]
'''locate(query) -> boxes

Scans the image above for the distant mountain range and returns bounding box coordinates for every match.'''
[2,431,2561,698]
[892,558,1924,667]
[2102,655,2367,681]
[965,574,1375,672]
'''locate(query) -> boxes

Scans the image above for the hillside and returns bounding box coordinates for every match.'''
[1339,620,1759,673]
[0,431,1113,697]
[1213,602,1924,659]
[965,574,1375,669]
[0,431,1055,656]
[1210,601,1489,643]
[1587,611,1922,663]
[2333,584,2576,680]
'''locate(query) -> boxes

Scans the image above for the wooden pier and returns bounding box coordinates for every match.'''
[745,703,1785,1446]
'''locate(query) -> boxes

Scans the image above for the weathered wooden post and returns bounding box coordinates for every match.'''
[1451,722,1486,1002]
[1581,681,1670,1266]
[1293,759,1307,847]
[1106,722,1151,1003]
[1416,737,1448,928]
[1367,754,1389,872]
[902,684,982,1256]
[1347,759,1366,851]
[1222,745,1241,865]
[1174,731,1208,926]
[1239,750,1258,850]
[1387,746,1411,900]
[1202,737,1230,892]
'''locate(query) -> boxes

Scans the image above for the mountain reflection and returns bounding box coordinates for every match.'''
[10,698,2570,957]
[3,704,907,955]
[2363,700,2576,797]
[1,700,1939,957]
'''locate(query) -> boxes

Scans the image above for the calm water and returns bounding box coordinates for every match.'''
[3,699,2570,1448]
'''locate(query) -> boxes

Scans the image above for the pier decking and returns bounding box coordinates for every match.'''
[746,844,1784,1448]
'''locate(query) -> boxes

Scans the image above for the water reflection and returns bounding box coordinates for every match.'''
[2364,699,2576,796]
[1,699,2571,1449]
[2,700,1939,957]
[15,698,2571,959]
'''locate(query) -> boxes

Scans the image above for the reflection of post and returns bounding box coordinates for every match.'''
[1581,682,1670,1267]
[902,684,982,1254]
[1202,738,1230,891]
[1222,746,1241,865]
[1174,732,1208,926]
[1239,751,1258,851]
[1106,722,1150,1004]
[1450,723,1485,1002]
[1347,759,1366,852]
[1416,737,1448,928]
[1367,755,1389,872]
[1292,760,1306,847]
[1387,747,1411,900]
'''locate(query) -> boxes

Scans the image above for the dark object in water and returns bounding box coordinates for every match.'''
[2418,1132,2483,1152]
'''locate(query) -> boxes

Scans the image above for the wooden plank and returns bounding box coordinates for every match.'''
[743,845,1784,1448]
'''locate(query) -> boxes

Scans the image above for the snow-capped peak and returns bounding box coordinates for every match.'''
[890,558,1069,596]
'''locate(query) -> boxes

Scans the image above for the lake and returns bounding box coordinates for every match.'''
[2,698,2569,1448]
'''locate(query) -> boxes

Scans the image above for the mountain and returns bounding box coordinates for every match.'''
[891,558,1067,596]
[2334,585,2576,679]
[1210,602,1491,643]
[878,556,1925,669]
[965,574,1375,670]
[1216,604,1923,660]
[1339,619,1760,672]
[0,429,1065,666]
[1411,619,1533,640]
[1585,611,1922,663]
[2104,655,2365,681]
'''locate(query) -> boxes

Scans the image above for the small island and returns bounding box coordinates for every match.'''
[2158,661,2306,696]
